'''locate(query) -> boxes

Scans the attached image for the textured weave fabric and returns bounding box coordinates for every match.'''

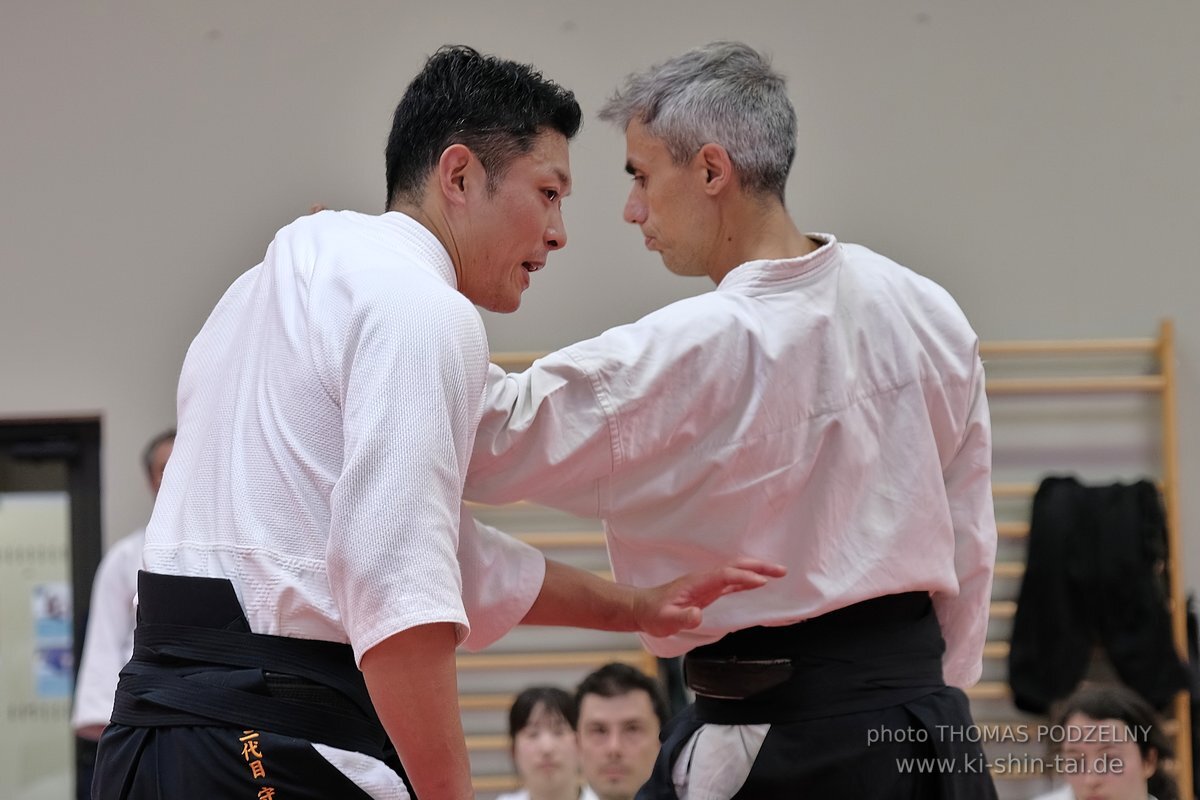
[142,209,545,798]
[468,234,996,689]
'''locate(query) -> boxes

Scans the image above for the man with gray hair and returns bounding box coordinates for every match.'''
[466,42,998,798]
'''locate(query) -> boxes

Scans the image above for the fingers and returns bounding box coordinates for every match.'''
[714,566,772,591]
[641,558,785,636]
[728,557,787,578]
[679,607,702,630]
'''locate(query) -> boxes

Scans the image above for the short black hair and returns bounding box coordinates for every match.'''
[508,685,577,739]
[575,662,669,728]
[1053,683,1177,800]
[385,45,582,207]
[141,428,176,479]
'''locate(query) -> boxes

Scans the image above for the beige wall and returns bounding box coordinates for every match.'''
[2,1,1198,582]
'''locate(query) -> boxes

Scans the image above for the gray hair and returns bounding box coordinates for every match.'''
[598,42,797,200]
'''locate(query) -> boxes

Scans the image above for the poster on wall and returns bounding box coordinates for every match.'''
[0,492,74,800]
[31,582,73,698]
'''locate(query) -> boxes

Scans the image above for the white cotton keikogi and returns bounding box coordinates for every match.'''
[144,210,545,799]
[466,235,998,795]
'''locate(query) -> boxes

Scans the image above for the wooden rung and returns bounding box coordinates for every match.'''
[457,649,650,671]
[498,340,1160,368]
[986,375,1165,395]
[998,522,1029,539]
[993,481,1163,499]
[511,522,1035,543]
[467,733,509,752]
[516,531,606,548]
[991,601,1017,619]
[465,499,536,511]
[980,338,1157,357]
[992,483,1037,499]
[491,352,543,370]
[473,774,521,792]
[982,641,1011,659]
[967,681,1010,701]
[511,521,1037,540]
[993,562,1025,579]
[459,693,514,711]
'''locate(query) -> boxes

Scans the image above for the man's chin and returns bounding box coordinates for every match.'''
[483,294,522,314]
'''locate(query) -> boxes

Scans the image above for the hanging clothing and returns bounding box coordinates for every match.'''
[1008,476,1189,713]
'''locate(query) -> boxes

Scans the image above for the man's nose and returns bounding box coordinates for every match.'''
[546,208,567,250]
[623,191,646,225]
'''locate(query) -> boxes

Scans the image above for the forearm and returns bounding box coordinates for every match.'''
[524,557,784,638]
[360,623,472,800]
[521,559,639,631]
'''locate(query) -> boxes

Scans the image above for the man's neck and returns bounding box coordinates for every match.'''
[389,197,464,284]
[707,196,818,284]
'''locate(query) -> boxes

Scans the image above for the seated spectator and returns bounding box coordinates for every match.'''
[575,663,668,800]
[1035,683,1177,800]
[497,686,597,800]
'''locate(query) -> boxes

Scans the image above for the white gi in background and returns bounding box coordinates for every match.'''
[467,235,997,797]
[495,786,601,800]
[72,529,144,736]
[144,210,546,800]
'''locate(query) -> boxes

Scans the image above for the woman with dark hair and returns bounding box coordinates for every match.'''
[497,686,598,800]
[1035,683,1178,800]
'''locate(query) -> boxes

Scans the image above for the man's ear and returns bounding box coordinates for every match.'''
[437,143,474,206]
[697,143,734,196]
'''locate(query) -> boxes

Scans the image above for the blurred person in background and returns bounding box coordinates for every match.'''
[1034,683,1178,800]
[575,664,667,800]
[498,686,598,800]
[72,429,174,797]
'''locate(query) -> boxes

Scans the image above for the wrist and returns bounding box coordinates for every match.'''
[627,583,652,633]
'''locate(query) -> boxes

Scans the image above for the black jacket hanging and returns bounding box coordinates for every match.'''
[1008,475,1189,713]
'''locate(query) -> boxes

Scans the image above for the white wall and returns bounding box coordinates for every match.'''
[2,1,1198,581]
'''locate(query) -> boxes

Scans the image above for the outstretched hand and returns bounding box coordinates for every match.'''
[632,558,787,638]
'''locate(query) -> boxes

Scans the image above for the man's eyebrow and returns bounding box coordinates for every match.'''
[554,168,572,193]
[624,161,636,176]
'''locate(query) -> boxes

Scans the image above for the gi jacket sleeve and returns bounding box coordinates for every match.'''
[465,356,615,517]
[935,358,998,688]
[456,507,546,651]
[318,271,481,664]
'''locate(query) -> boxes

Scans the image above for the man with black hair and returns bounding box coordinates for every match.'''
[575,664,668,800]
[94,46,781,800]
